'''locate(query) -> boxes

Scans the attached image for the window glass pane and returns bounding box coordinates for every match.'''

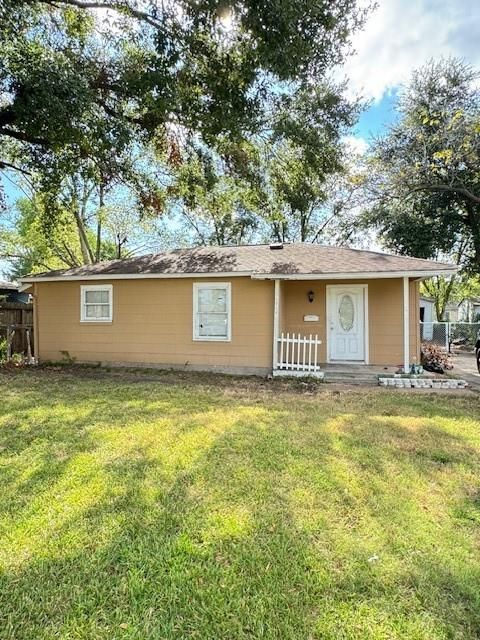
[198,288,227,313]
[198,312,228,337]
[99,304,110,318]
[85,290,109,304]
[85,303,110,319]
[338,294,354,332]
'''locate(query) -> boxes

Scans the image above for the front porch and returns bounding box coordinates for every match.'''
[273,341,400,382]
[269,277,419,378]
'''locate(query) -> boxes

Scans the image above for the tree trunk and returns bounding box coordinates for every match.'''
[465,203,480,271]
[95,182,104,262]
[73,205,94,264]
[300,208,313,242]
[65,177,95,265]
[424,275,456,321]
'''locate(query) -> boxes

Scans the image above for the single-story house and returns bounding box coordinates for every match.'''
[20,243,456,376]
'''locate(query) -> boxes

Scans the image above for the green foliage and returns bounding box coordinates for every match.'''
[421,276,458,322]
[449,323,479,348]
[455,275,480,302]
[59,350,76,365]
[0,337,7,363]
[262,141,344,242]
[1,196,83,276]
[0,0,370,255]
[168,79,363,245]
[0,0,367,173]
[170,145,260,245]
[365,58,480,272]
[0,190,140,277]
[421,274,480,322]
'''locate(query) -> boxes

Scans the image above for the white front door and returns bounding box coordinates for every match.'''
[327,285,367,362]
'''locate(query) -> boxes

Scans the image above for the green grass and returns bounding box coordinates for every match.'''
[0,369,479,640]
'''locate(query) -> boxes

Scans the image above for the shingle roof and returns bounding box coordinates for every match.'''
[23,243,456,280]
[0,280,19,290]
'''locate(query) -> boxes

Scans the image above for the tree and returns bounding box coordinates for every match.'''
[0,183,166,277]
[261,141,363,244]
[422,274,480,322]
[422,277,458,323]
[0,0,368,174]
[254,80,363,243]
[0,197,86,276]
[168,124,363,247]
[1,0,370,259]
[164,71,363,246]
[167,143,261,245]
[366,58,480,272]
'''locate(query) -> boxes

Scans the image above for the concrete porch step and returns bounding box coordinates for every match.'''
[322,364,396,385]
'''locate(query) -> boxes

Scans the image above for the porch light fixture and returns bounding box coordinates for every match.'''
[308,290,315,303]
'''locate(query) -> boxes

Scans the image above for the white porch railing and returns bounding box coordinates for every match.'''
[276,332,322,372]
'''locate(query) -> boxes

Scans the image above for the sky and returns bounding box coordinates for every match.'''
[346,0,480,144]
[2,0,480,277]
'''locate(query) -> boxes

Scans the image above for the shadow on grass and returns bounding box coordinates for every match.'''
[0,371,479,639]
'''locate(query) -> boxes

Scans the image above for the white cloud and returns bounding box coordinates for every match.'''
[342,0,480,102]
[342,135,369,155]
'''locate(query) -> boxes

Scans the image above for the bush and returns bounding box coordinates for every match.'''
[449,323,480,347]
[421,342,453,373]
[0,337,7,363]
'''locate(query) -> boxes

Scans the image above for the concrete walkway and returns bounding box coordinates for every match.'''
[449,352,480,391]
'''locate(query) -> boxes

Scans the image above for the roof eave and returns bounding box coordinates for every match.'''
[251,269,458,280]
[19,270,254,283]
[19,267,458,284]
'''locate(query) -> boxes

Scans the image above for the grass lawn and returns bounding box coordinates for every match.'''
[0,368,479,640]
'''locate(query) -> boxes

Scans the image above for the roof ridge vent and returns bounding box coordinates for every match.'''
[269,242,283,250]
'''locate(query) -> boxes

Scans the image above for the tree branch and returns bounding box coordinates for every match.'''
[405,182,480,205]
[0,108,16,129]
[0,161,32,176]
[38,0,164,30]
[0,127,48,146]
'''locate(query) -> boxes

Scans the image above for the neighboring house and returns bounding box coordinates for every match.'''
[457,298,480,323]
[419,296,435,339]
[444,302,460,322]
[0,280,30,304]
[420,295,480,324]
[20,243,456,375]
[419,296,435,323]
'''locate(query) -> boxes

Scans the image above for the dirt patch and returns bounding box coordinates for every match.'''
[0,363,475,398]
[0,363,327,396]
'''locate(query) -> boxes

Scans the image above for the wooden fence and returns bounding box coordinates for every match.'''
[0,302,34,356]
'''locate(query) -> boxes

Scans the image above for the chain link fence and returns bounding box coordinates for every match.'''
[420,322,480,351]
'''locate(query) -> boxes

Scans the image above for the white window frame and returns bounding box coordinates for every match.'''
[80,284,113,323]
[193,282,231,342]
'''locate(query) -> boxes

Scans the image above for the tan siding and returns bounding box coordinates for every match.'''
[282,281,327,360]
[36,275,421,371]
[282,278,414,366]
[36,277,274,371]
